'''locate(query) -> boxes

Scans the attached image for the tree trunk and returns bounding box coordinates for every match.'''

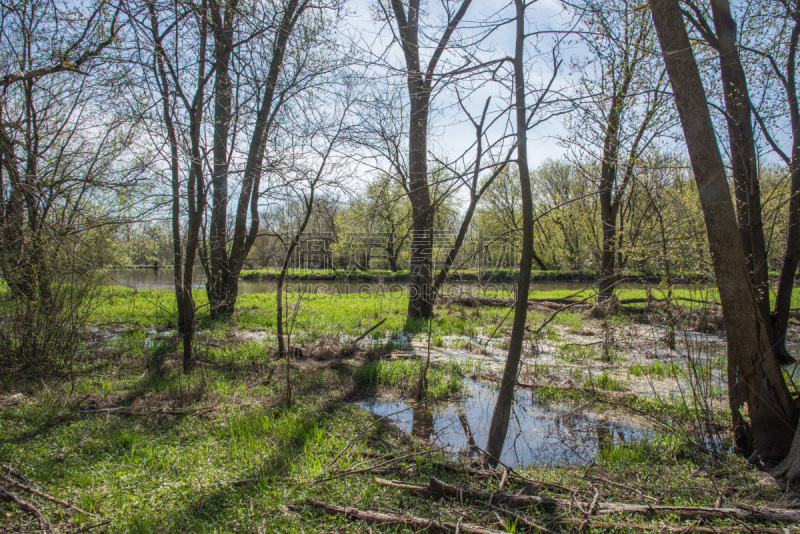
[206,0,236,320]
[650,0,798,462]
[407,93,435,319]
[389,0,472,320]
[148,0,208,372]
[205,0,305,319]
[771,13,800,483]
[485,0,533,464]
[710,0,779,360]
[598,107,623,302]
[771,19,800,364]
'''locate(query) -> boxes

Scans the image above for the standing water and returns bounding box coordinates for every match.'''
[358,378,652,467]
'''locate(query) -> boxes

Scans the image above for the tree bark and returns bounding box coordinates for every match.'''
[407,92,435,318]
[206,0,237,320]
[710,0,779,360]
[205,0,306,319]
[485,0,533,464]
[772,14,800,363]
[598,96,625,302]
[649,0,797,461]
[388,0,472,320]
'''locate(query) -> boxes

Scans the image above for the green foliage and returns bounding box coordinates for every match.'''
[583,372,626,391]
[629,361,682,379]
[596,434,690,466]
[353,359,464,399]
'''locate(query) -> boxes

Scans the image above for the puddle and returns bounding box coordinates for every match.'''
[357,378,652,467]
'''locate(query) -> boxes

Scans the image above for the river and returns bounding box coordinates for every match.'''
[103,268,689,295]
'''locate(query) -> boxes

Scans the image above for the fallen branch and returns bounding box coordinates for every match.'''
[293,497,505,533]
[553,517,799,534]
[354,318,387,344]
[0,487,53,533]
[0,472,93,515]
[393,477,800,524]
[2,464,34,485]
[582,474,660,503]
[490,506,555,534]
[71,519,112,533]
[324,405,413,471]
[314,448,442,483]
[78,406,205,418]
[439,295,582,308]
[618,296,714,306]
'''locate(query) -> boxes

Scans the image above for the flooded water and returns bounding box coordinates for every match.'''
[103,268,384,294]
[357,378,651,467]
[103,268,692,296]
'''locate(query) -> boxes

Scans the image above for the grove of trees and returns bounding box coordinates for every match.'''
[4,0,800,478]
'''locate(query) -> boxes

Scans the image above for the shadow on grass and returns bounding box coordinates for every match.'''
[127,356,393,533]
[2,346,405,533]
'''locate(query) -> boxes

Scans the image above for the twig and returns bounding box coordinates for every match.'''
[71,519,112,533]
[354,318,387,344]
[0,473,93,516]
[293,497,505,533]
[583,474,659,503]
[489,504,555,534]
[1,465,34,485]
[0,487,53,533]
[324,405,413,471]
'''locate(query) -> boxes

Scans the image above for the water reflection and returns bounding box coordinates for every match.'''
[357,378,651,467]
[411,404,434,441]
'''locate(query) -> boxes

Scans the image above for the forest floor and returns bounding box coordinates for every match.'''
[1,286,800,533]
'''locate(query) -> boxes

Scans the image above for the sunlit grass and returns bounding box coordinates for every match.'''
[353,359,464,399]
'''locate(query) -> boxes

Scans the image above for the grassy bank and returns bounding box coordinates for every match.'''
[1,331,791,533]
[2,286,798,532]
[90,284,765,334]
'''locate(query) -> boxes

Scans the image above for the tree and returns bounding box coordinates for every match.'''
[0,0,136,374]
[475,168,524,268]
[336,175,412,272]
[485,0,544,465]
[0,0,124,300]
[137,0,211,372]
[736,0,800,364]
[567,0,672,301]
[680,0,795,364]
[275,104,351,405]
[649,0,797,463]
[201,0,345,319]
[384,0,474,319]
[532,160,597,270]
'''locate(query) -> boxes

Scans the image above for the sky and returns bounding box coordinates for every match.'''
[341,0,573,182]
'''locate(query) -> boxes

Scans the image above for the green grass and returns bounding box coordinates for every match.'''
[240,267,411,279]
[353,359,464,399]
[584,372,626,391]
[560,343,599,363]
[629,361,683,379]
[89,283,800,343]
[525,362,551,375]
[595,433,691,466]
[2,283,792,533]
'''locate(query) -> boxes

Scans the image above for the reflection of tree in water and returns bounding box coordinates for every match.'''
[596,426,611,450]
[359,378,650,467]
[412,403,434,441]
